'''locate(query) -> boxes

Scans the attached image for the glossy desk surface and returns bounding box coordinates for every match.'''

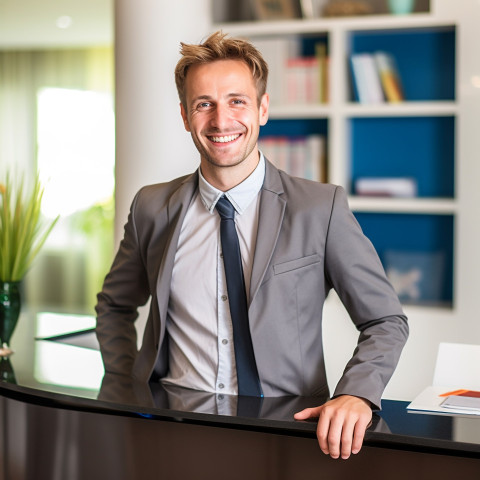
[1,310,480,459]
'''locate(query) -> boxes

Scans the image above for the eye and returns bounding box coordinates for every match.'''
[196,101,212,110]
[231,99,245,105]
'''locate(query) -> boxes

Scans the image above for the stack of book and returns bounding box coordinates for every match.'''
[350,51,404,104]
[408,388,480,416]
[355,177,417,197]
[254,38,329,105]
[259,134,326,182]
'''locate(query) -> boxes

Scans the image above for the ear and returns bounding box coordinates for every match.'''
[259,93,269,126]
[180,103,191,132]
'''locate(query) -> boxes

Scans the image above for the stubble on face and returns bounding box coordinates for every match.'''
[181,60,269,190]
[191,123,257,171]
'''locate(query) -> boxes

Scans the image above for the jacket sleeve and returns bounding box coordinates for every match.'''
[95,190,151,376]
[324,186,409,409]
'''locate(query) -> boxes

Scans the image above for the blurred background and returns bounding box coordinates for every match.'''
[1,0,479,401]
[0,0,115,312]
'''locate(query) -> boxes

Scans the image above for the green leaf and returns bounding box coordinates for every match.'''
[0,171,59,281]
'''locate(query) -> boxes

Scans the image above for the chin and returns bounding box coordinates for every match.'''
[205,155,247,169]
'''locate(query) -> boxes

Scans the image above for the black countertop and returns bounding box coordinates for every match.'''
[2,310,480,459]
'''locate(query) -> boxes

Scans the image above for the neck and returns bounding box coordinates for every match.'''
[200,151,260,192]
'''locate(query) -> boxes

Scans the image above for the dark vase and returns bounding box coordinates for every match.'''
[0,281,21,355]
[0,356,16,383]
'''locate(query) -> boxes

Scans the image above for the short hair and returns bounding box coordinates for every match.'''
[175,31,269,108]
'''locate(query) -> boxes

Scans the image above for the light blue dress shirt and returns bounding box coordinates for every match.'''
[162,154,266,395]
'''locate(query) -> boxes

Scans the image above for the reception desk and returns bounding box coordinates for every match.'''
[1,311,480,480]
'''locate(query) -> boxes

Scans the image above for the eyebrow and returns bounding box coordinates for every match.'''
[192,93,252,103]
[194,95,212,101]
[227,93,250,99]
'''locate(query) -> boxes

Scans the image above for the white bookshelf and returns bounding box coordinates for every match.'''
[215,5,460,215]
[213,0,480,401]
[349,197,458,214]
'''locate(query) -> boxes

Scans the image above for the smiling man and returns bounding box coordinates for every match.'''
[96,31,408,460]
[179,59,268,190]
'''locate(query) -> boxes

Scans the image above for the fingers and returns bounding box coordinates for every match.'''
[351,414,371,455]
[311,395,372,460]
[293,396,372,459]
[293,406,322,421]
[316,406,335,456]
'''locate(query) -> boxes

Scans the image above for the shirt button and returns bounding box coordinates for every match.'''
[218,394,224,400]
[221,295,228,302]
[218,383,225,389]
[222,339,228,345]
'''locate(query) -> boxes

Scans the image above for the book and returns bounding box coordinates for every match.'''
[289,137,306,177]
[350,51,405,103]
[350,53,384,104]
[299,0,315,18]
[258,134,326,181]
[441,395,480,411]
[408,386,480,416]
[374,51,404,102]
[315,42,329,103]
[254,37,328,106]
[251,0,300,20]
[286,57,320,104]
[273,136,289,172]
[440,389,480,398]
[305,134,326,182]
[355,177,417,197]
[253,37,300,106]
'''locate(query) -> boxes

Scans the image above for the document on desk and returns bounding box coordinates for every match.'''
[441,395,480,411]
[407,386,480,416]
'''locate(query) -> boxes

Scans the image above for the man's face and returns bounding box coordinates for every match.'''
[180,59,269,174]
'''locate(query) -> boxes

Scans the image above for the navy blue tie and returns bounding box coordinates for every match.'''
[216,196,262,397]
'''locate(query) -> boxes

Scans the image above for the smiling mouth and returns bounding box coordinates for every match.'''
[208,134,241,143]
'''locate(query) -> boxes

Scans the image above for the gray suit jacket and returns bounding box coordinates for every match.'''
[96,160,408,408]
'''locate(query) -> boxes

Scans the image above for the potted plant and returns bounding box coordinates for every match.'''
[0,172,58,356]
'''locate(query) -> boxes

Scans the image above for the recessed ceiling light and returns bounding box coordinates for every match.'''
[56,16,73,29]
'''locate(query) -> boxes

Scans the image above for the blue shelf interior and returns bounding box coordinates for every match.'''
[350,116,455,198]
[258,28,457,307]
[350,27,456,101]
[354,212,454,305]
[300,35,329,56]
[259,118,328,138]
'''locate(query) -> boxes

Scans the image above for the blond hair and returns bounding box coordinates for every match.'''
[175,31,269,107]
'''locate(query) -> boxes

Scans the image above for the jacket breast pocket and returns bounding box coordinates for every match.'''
[273,253,321,276]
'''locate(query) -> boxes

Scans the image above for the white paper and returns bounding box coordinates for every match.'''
[407,386,480,417]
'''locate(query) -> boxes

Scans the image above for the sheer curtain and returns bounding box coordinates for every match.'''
[0,47,114,312]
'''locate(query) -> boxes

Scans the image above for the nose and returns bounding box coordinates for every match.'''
[209,103,230,131]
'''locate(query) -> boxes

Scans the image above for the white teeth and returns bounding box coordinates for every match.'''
[210,134,240,143]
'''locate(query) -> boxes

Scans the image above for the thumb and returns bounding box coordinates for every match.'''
[293,406,323,420]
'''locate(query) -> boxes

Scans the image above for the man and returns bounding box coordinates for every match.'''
[96,31,408,460]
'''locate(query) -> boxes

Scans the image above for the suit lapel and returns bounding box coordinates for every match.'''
[249,161,286,306]
[154,162,285,321]
[156,171,198,328]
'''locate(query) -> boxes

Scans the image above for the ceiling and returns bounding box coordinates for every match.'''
[0,0,113,49]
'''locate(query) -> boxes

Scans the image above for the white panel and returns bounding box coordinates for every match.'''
[433,342,480,390]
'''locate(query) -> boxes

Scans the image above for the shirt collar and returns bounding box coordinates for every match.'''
[198,153,266,215]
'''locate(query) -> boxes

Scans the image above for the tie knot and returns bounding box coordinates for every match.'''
[215,195,235,220]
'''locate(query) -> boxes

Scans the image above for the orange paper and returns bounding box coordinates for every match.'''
[439,389,469,397]
[439,389,480,397]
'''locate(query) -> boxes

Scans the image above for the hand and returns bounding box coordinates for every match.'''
[294,395,372,460]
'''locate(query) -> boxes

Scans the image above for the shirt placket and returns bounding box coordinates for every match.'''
[216,234,238,395]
